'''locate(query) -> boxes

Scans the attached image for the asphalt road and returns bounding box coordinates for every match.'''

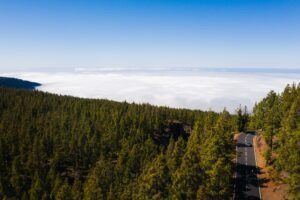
[233,132,262,200]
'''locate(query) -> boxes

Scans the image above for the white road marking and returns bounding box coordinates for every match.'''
[253,135,262,200]
[234,133,261,199]
[245,134,248,190]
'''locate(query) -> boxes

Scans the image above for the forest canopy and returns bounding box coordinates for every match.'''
[0,88,235,199]
[250,82,300,197]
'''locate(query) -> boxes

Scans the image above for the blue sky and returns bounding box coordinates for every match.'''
[0,0,300,71]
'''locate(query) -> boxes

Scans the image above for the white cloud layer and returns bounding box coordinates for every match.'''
[1,70,299,113]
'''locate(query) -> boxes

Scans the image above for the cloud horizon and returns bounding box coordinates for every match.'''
[1,70,299,113]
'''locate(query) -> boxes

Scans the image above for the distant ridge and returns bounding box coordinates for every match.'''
[0,77,41,89]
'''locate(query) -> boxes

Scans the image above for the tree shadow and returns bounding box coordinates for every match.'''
[237,143,252,148]
[234,163,269,200]
[245,131,256,135]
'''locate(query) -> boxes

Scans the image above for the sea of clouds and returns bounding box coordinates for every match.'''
[1,68,299,113]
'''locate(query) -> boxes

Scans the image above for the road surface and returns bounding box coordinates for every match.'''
[233,132,261,200]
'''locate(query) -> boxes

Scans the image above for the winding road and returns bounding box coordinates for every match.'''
[233,132,262,200]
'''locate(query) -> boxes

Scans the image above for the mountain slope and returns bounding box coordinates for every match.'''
[0,88,234,199]
[0,77,41,89]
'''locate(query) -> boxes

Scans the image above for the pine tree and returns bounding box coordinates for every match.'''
[55,180,72,200]
[135,153,170,199]
[171,121,204,199]
[83,180,103,200]
[167,137,186,173]
[10,156,24,197]
[236,105,244,132]
[72,179,83,200]
[29,172,44,200]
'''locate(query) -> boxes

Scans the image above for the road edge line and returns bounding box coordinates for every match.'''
[233,133,240,200]
[253,134,262,200]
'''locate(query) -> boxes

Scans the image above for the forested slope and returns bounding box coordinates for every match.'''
[0,88,235,199]
[0,77,41,89]
[250,83,300,197]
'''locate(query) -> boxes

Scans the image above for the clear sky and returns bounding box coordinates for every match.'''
[0,0,300,71]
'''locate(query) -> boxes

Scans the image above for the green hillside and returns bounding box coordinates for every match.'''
[0,88,235,199]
